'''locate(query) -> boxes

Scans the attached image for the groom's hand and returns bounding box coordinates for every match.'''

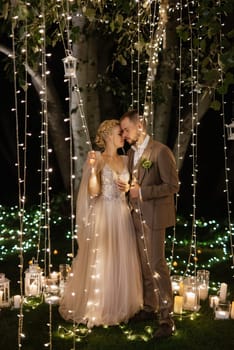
[130,183,140,198]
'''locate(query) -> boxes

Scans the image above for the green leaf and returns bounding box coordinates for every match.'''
[210,100,221,111]
[200,39,206,51]
[2,2,9,20]
[85,8,96,22]
[203,69,219,82]
[117,54,127,66]
[227,29,234,38]
[110,20,115,32]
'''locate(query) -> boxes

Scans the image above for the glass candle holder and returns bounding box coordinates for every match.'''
[209,295,219,308]
[0,273,10,307]
[43,278,60,305]
[197,270,209,301]
[59,264,70,282]
[215,302,230,320]
[59,264,71,296]
[171,275,183,295]
[197,270,210,284]
[230,301,234,319]
[218,283,228,302]
[183,276,200,311]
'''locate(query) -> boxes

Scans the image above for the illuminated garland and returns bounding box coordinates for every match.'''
[143,0,168,132]
[10,7,28,347]
[0,205,232,271]
[169,0,184,272]
[217,0,234,272]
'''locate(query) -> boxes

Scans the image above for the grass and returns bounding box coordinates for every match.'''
[1,298,234,350]
[0,204,234,349]
[1,252,234,350]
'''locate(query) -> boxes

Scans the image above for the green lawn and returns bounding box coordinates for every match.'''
[0,205,234,349]
[1,298,234,350]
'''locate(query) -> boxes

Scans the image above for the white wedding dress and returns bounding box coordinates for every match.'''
[59,156,143,328]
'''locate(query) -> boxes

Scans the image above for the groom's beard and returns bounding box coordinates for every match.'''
[130,138,137,146]
[131,131,141,146]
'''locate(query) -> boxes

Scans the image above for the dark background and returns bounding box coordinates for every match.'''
[1,53,234,220]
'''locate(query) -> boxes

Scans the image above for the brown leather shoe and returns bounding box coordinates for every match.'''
[153,322,175,339]
[129,310,156,322]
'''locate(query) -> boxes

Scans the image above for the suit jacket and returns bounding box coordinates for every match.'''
[128,138,179,230]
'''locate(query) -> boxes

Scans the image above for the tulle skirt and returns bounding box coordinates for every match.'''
[59,196,143,328]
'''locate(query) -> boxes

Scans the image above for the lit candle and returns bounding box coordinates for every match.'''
[29,283,38,296]
[215,310,229,319]
[13,295,21,308]
[50,284,59,294]
[44,295,60,304]
[219,283,227,302]
[185,291,196,309]
[50,271,59,282]
[174,296,183,314]
[171,281,180,294]
[231,301,234,319]
[209,295,219,308]
[0,290,3,305]
[215,302,230,320]
[199,285,209,300]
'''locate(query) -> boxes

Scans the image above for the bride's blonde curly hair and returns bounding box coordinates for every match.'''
[95,119,120,149]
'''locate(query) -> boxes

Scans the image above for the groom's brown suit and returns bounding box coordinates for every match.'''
[128,138,179,322]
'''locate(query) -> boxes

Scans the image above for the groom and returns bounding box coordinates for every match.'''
[119,110,180,339]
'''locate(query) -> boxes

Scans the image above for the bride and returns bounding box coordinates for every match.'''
[59,119,143,328]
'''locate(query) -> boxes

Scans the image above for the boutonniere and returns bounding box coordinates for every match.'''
[141,157,152,169]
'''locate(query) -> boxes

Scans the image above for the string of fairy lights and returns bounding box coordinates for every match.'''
[184,0,199,276]
[143,0,167,133]
[63,0,77,266]
[143,0,157,136]
[35,2,54,348]
[63,2,79,348]
[129,0,173,313]
[217,0,234,271]
[169,0,184,272]
[11,13,26,350]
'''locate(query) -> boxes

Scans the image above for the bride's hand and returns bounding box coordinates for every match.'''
[116,178,130,193]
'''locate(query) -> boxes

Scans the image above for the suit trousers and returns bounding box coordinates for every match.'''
[132,210,173,322]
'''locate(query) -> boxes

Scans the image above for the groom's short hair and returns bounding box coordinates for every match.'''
[120,109,147,129]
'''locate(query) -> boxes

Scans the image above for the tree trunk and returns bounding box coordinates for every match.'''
[71,14,101,189]
[0,44,70,190]
[153,1,177,144]
[173,88,214,171]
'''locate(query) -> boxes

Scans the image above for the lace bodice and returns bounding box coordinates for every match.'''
[101,164,129,201]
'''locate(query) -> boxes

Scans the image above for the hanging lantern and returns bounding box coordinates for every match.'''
[62,54,77,78]
[24,259,42,296]
[226,120,234,140]
[0,273,10,307]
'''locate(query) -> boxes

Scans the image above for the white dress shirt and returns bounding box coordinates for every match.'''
[132,134,150,167]
[131,135,150,200]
